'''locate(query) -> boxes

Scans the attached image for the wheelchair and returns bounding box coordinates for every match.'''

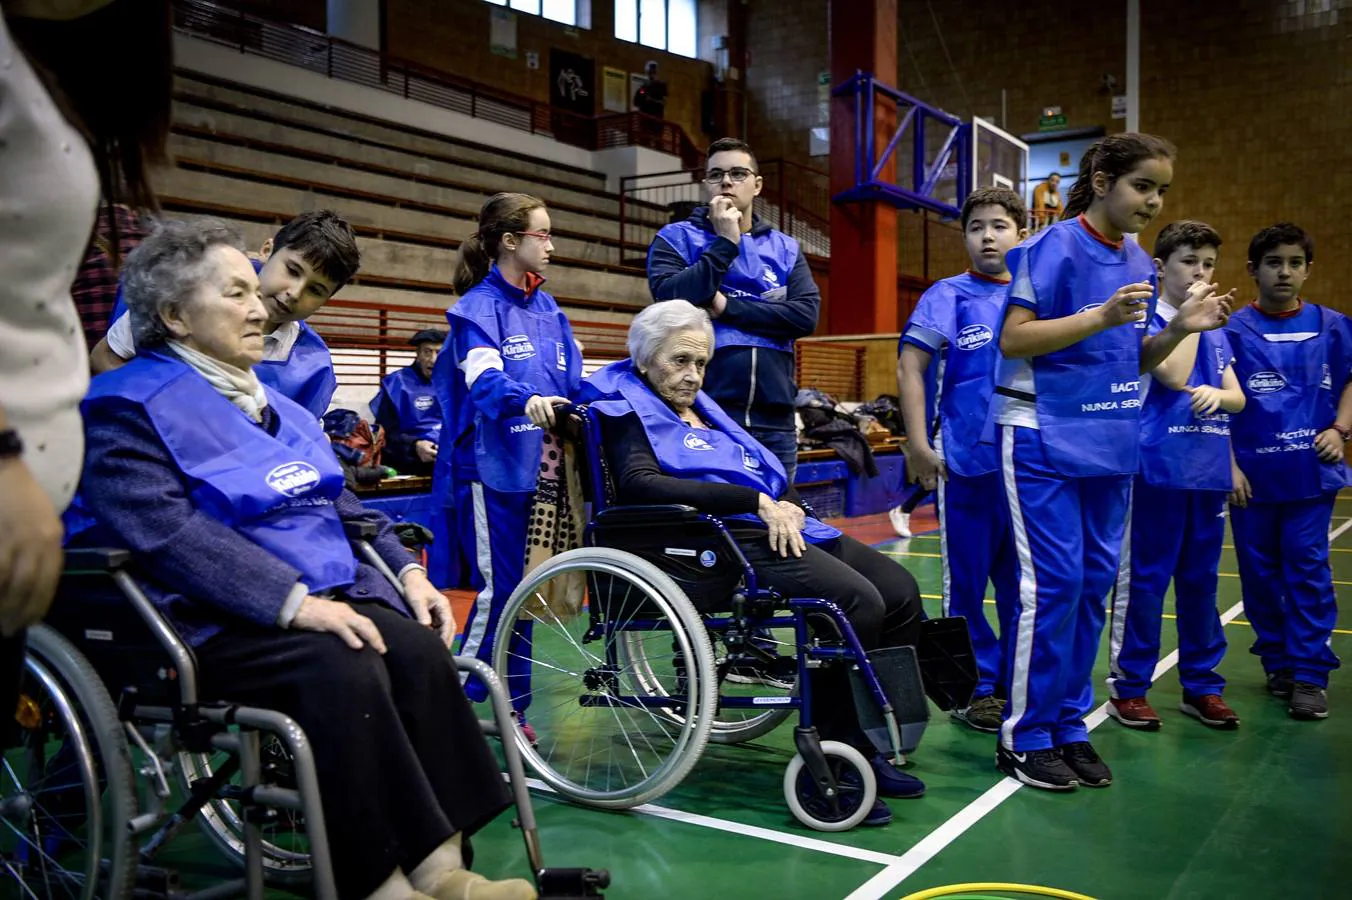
[488,406,977,832]
[3,523,609,900]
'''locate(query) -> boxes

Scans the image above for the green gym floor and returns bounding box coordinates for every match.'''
[177,495,1352,900]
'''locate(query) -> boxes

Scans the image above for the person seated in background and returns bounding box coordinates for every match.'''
[371,327,446,476]
[71,218,536,900]
[90,209,360,420]
[1031,172,1062,230]
[581,300,927,827]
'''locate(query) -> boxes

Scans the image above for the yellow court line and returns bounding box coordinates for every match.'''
[883,550,942,559]
[1215,571,1352,587]
[943,597,1352,637]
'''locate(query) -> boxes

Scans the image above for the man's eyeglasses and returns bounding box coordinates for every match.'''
[703,167,758,185]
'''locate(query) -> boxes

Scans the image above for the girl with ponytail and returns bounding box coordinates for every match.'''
[984,133,1233,791]
[431,192,582,739]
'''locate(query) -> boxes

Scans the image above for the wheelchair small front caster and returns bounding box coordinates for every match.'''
[536,866,610,898]
[783,740,877,832]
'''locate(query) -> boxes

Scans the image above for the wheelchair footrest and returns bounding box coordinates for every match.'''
[536,866,610,899]
[917,616,979,712]
[850,645,930,756]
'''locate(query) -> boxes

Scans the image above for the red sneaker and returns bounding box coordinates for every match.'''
[1107,696,1162,730]
[1180,694,1240,729]
[512,711,539,746]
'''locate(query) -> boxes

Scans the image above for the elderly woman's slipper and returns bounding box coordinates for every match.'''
[422,870,538,900]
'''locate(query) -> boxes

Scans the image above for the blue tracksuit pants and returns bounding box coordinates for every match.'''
[1107,479,1228,699]
[937,469,1018,699]
[997,426,1131,752]
[1230,494,1341,688]
[455,480,534,710]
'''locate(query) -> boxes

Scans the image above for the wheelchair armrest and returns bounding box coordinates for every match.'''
[592,504,705,527]
[63,547,131,573]
[343,521,378,540]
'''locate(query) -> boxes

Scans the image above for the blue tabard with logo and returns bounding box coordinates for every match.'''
[446,267,581,494]
[78,350,357,591]
[373,364,442,443]
[254,321,337,420]
[582,360,841,543]
[1139,315,1234,492]
[904,272,1010,478]
[1225,303,1352,502]
[654,215,801,353]
[995,217,1158,477]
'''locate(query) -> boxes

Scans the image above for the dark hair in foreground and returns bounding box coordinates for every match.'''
[706,137,759,172]
[1153,220,1222,262]
[1247,222,1314,267]
[453,192,546,294]
[272,210,361,288]
[961,187,1027,231]
[1062,132,1176,219]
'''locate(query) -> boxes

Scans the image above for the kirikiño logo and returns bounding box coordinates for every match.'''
[502,334,536,360]
[684,432,714,451]
[415,395,435,411]
[266,461,322,497]
[1246,371,1287,394]
[956,323,994,351]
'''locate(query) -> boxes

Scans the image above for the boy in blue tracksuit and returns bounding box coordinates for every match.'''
[1227,222,1352,720]
[899,187,1028,733]
[1106,221,1244,731]
[92,210,359,419]
[371,327,446,476]
[647,137,820,482]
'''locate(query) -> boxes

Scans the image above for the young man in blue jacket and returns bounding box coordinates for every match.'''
[647,138,821,483]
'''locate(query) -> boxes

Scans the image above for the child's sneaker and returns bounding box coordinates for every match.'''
[1288,682,1329,720]
[1106,696,1161,730]
[888,506,912,538]
[1180,693,1240,729]
[512,711,539,746]
[995,743,1077,791]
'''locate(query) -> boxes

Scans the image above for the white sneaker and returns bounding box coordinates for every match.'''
[888,506,912,538]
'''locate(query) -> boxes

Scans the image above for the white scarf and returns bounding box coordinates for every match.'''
[168,340,268,423]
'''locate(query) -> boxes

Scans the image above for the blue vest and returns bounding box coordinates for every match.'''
[996,218,1157,477]
[582,360,841,543]
[1139,317,1233,492]
[255,322,337,420]
[110,262,337,420]
[928,273,1010,478]
[446,269,580,494]
[78,350,357,591]
[374,364,442,443]
[1226,304,1351,502]
[654,214,800,354]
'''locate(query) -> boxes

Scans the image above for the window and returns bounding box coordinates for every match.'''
[483,0,579,27]
[614,0,696,58]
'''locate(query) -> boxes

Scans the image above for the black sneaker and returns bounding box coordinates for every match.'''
[1058,741,1112,787]
[995,743,1078,791]
[1266,669,1294,699]
[1288,682,1329,720]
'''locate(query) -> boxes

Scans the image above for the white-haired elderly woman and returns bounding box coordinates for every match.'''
[69,219,537,900]
[579,300,927,827]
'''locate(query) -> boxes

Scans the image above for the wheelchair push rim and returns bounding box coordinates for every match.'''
[492,547,718,809]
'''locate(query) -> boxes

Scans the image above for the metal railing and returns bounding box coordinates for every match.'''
[173,0,704,168]
[618,159,832,265]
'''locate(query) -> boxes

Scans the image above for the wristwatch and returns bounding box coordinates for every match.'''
[0,429,22,460]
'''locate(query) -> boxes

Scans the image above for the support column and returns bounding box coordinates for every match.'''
[327,0,381,50]
[827,0,898,335]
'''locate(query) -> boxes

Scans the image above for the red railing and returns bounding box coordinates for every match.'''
[173,0,704,168]
[618,160,832,264]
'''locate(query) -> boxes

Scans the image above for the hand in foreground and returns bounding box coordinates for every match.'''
[709,195,743,243]
[525,395,570,428]
[1096,282,1155,328]
[402,568,456,648]
[292,596,387,653]
[907,444,947,491]
[1314,428,1346,464]
[1174,280,1235,334]
[415,440,438,463]
[1228,463,1252,508]
[0,459,63,637]
[758,493,806,559]
[1186,385,1224,416]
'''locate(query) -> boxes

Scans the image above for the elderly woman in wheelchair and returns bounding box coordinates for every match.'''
[492,300,974,832]
[62,218,537,900]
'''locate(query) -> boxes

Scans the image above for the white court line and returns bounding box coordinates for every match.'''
[844,515,1346,900]
[521,777,899,866]
[1330,517,1352,543]
[842,597,1249,900]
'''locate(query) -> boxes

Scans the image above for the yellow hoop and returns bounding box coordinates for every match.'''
[899,884,1096,900]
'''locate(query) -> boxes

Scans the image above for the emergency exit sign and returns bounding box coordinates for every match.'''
[1039,105,1066,130]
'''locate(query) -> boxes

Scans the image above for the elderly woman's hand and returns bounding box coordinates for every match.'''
[758,493,806,559]
[401,568,456,648]
[292,596,387,653]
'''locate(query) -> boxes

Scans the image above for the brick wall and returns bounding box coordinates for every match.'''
[383,0,716,153]
[744,1,1351,315]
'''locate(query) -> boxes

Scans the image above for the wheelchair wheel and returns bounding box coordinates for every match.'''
[621,629,795,745]
[783,740,877,832]
[3,625,137,899]
[176,737,311,886]
[494,547,716,808]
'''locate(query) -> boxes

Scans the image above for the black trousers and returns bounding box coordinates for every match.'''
[735,532,923,751]
[1,630,24,747]
[195,605,510,898]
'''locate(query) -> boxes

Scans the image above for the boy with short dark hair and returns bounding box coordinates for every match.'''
[92,209,361,419]
[1226,223,1351,720]
[1106,220,1244,731]
[897,186,1028,732]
